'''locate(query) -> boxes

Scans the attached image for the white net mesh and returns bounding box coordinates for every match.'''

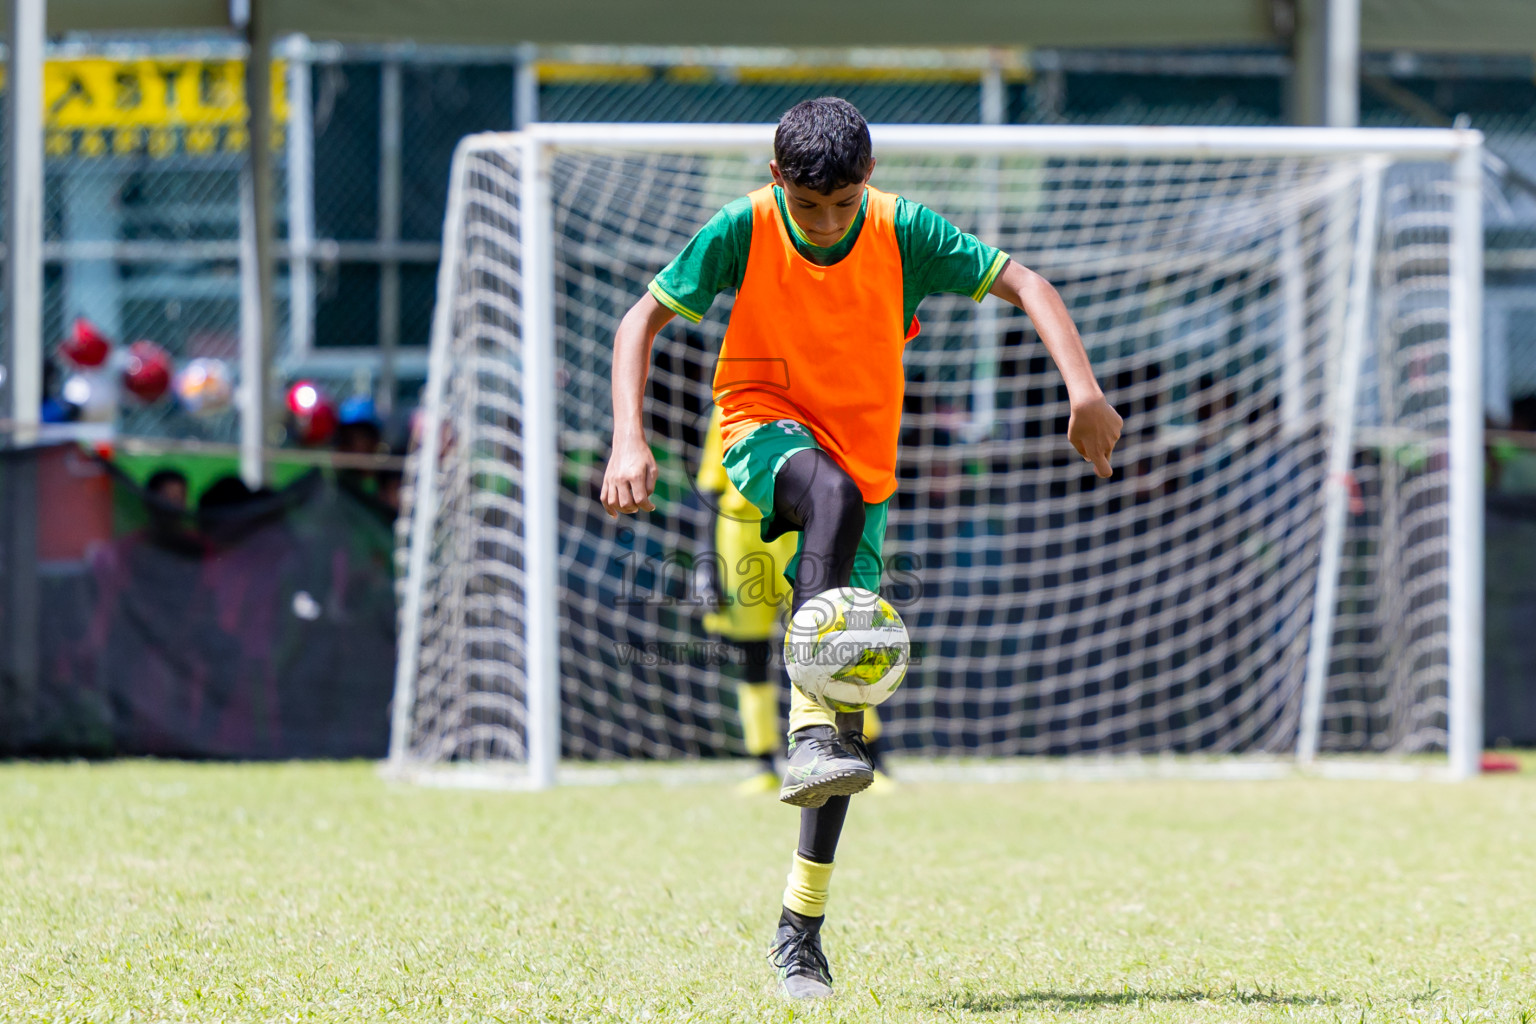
[393,130,1465,772]
[394,147,533,765]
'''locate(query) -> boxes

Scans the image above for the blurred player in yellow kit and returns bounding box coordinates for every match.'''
[693,404,889,795]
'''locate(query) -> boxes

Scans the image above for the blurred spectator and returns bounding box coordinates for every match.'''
[146,468,189,510]
[200,475,255,510]
[335,396,401,519]
[41,361,80,424]
[197,475,269,549]
[376,471,403,514]
[142,467,198,554]
[335,425,383,456]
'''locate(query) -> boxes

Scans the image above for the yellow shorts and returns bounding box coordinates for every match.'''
[703,512,796,641]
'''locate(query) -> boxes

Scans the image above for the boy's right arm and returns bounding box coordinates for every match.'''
[988,260,1122,478]
[601,292,676,516]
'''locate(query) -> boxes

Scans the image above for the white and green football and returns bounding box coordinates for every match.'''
[783,586,909,713]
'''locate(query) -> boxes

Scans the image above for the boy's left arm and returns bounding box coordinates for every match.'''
[988,260,1123,478]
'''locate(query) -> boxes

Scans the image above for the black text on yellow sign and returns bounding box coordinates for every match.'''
[23,57,292,158]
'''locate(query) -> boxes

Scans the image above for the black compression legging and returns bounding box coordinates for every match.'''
[770,448,866,616]
[771,447,868,869]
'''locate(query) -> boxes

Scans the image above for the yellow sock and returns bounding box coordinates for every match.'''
[862,705,882,743]
[737,681,779,758]
[788,681,836,734]
[782,853,835,918]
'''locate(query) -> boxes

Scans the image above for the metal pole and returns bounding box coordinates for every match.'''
[964,55,1005,443]
[7,0,44,440]
[377,58,403,417]
[520,134,560,790]
[1289,0,1321,125]
[514,43,539,127]
[286,37,315,365]
[1324,0,1359,128]
[238,161,263,484]
[239,7,277,487]
[1447,139,1485,780]
[1297,159,1383,763]
[4,0,43,740]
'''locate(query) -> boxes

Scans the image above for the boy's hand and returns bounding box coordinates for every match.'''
[1068,396,1123,478]
[601,436,658,516]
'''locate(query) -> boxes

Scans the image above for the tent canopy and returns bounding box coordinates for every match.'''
[39,0,1536,54]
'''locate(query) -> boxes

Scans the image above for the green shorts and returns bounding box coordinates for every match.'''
[721,418,888,593]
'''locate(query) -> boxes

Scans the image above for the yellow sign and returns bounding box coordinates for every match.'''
[39,58,289,158]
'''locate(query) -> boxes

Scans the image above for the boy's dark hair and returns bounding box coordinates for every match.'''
[774,97,872,195]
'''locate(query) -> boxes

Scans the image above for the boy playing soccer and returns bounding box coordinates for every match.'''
[602,98,1122,998]
[693,404,891,795]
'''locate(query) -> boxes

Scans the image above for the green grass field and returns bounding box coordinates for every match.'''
[3,759,1535,1023]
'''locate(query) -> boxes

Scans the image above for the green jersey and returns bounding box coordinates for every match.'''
[647,185,1009,332]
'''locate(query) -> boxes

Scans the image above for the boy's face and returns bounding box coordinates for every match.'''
[768,159,876,246]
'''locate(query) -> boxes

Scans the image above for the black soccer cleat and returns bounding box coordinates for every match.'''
[779,725,874,808]
[768,910,834,999]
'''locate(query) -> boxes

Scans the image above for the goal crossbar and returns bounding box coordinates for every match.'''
[502,121,1483,160]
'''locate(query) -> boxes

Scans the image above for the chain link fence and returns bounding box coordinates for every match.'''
[3,38,1533,756]
[20,47,279,442]
[5,40,1536,449]
[300,48,515,419]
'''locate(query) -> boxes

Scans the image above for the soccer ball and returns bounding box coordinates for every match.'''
[173,358,235,416]
[285,380,339,445]
[121,341,173,403]
[783,587,909,713]
[60,318,111,368]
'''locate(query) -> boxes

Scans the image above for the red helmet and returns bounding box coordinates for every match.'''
[121,341,172,402]
[286,380,338,445]
[60,318,111,368]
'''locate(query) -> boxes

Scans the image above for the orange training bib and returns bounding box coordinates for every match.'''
[713,185,917,504]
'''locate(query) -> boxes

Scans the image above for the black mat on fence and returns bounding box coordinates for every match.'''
[0,446,397,758]
[1486,492,1536,747]
[4,439,1536,758]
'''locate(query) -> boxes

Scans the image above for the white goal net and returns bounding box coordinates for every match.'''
[390,124,1484,785]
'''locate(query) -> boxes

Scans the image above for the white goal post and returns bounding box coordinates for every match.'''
[389,122,1484,787]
